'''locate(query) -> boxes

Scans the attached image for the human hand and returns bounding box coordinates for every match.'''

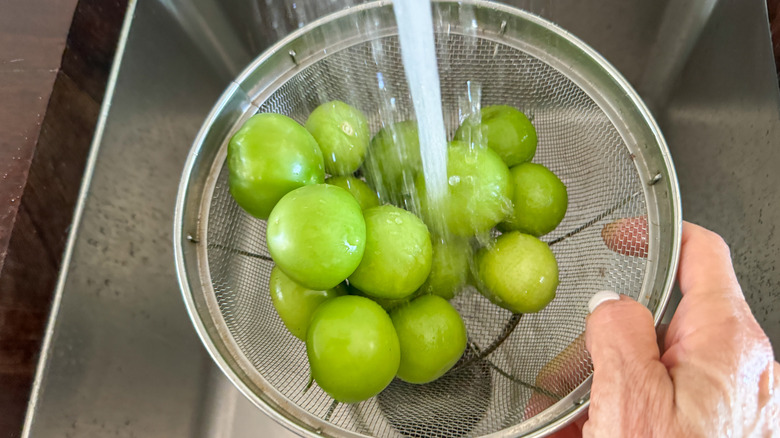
[523,217,652,434]
[585,221,779,436]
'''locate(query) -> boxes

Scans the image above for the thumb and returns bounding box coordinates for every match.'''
[586,291,660,366]
[584,291,673,436]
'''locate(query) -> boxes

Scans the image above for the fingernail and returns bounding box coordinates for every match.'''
[588,290,620,313]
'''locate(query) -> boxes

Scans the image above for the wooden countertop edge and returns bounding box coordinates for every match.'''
[0,1,129,437]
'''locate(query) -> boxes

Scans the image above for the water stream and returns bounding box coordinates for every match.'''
[392,0,450,207]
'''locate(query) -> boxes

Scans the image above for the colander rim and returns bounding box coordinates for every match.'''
[173,1,682,437]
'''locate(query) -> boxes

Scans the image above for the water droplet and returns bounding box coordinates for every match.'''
[340,121,354,136]
[376,72,385,90]
[448,175,460,185]
[394,217,403,224]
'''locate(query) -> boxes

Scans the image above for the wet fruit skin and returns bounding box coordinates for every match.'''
[501,163,568,237]
[390,294,468,384]
[418,237,472,300]
[348,205,433,300]
[228,113,324,219]
[305,101,370,175]
[325,175,380,210]
[267,184,366,290]
[476,231,558,314]
[306,295,400,403]
[363,121,422,202]
[269,266,348,341]
[417,141,513,237]
[455,105,537,167]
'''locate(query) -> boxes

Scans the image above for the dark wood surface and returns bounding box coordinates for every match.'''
[0,2,777,438]
[0,0,77,273]
[0,1,127,436]
[0,2,79,436]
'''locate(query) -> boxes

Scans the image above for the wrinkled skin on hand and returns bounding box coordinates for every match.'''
[535,219,780,437]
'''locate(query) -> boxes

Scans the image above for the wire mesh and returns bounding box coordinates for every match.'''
[203,33,650,437]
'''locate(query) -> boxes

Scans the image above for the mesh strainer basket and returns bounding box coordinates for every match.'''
[174,1,682,437]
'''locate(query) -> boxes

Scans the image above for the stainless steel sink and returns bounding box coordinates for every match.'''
[23,0,780,436]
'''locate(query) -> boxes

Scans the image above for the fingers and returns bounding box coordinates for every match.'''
[585,294,673,436]
[601,220,742,300]
[662,222,757,355]
[601,216,648,258]
[599,218,755,348]
[757,361,780,411]
[600,219,750,351]
[588,221,778,437]
[602,219,740,300]
[524,334,589,418]
[586,294,661,371]
[677,222,741,299]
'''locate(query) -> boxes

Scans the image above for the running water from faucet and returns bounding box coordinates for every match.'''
[392,0,449,212]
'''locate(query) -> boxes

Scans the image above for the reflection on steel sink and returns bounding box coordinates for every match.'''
[23,0,780,436]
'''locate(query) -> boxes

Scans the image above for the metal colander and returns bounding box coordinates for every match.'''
[174,1,682,437]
